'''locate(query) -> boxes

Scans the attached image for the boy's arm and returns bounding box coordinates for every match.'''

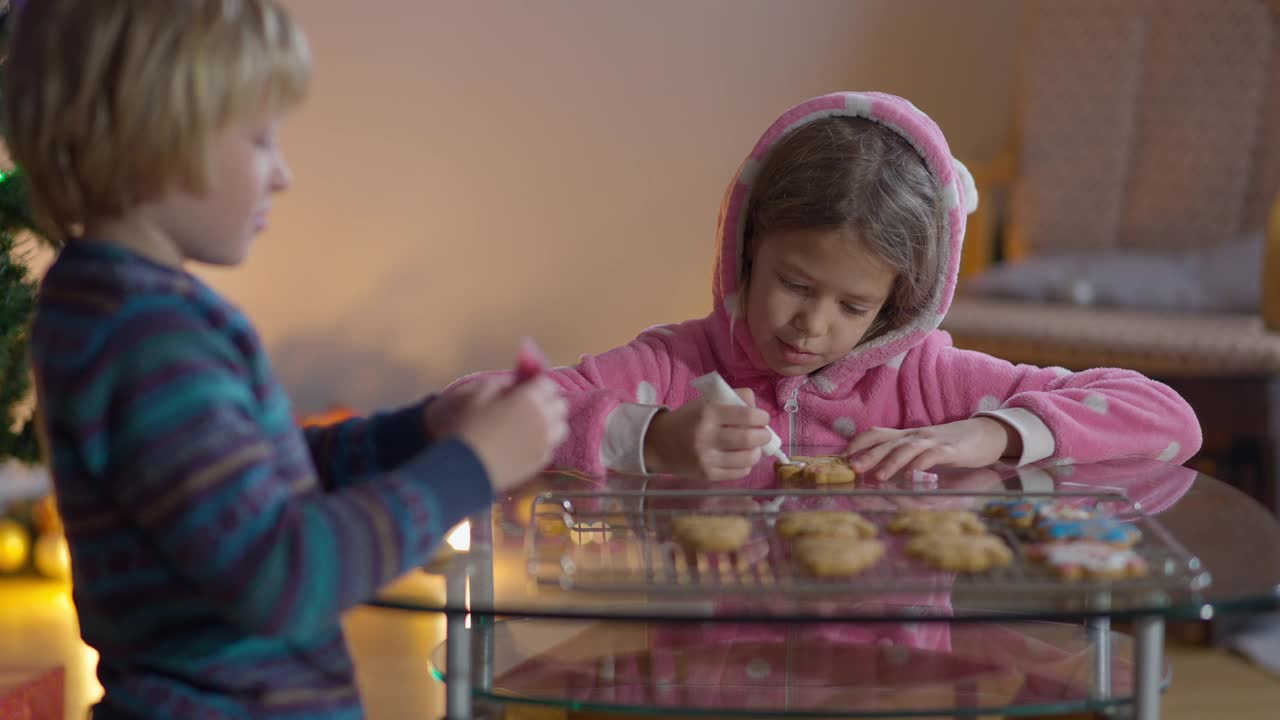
[908,332,1202,466]
[302,399,432,490]
[103,311,491,642]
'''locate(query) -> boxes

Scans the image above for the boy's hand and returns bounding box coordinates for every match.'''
[844,417,1020,483]
[424,377,510,439]
[643,388,773,482]
[457,376,569,492]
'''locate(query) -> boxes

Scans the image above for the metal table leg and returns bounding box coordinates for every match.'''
[1132,615,1164,720]
[445,606,472,720]
[1088,616,1112,700]
[443,509,496,719]
[469,509,496,692]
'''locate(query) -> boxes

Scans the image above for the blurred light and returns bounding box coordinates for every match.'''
[446,521,470,552]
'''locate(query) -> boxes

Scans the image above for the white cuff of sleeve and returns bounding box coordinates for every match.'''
[974,407,1054,467]
[601,403,664,474]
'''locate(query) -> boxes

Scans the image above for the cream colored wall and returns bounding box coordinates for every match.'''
[198,0,1020,414]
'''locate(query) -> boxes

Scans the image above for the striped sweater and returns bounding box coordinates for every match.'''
[30,242,493,719]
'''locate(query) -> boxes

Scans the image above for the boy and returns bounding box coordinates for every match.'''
[5,2,567,717]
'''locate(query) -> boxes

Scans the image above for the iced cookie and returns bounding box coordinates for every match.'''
[1031,541,1149,581]
[671,515,752,553]
[980,498,1045,529]
[1034,502,1095,524]
[791,536,885,577]
[1035,517,1141,547]
[775,456,857,486]
[777,511,877,540]
[889,509,988,536]
[907,533,1013,572]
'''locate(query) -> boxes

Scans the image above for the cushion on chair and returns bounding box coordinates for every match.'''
[966,233,1263,313]
[943,297,1280,377]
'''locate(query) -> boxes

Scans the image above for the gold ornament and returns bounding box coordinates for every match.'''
[33,531,71,580]
[0,518,30,573]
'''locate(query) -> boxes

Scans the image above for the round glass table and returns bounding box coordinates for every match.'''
[371,455,1280,719]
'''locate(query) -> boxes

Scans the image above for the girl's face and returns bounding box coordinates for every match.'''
[744,227,897,376]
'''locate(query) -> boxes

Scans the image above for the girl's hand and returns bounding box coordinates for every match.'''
[844,418,1020,483]
[643,388,774,482]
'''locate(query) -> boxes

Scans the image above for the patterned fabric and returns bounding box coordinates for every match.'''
[1013,0,1277,253]
[1012,0,1147,254]
[1120,0,1272,250]
[30,242,493,719]
[1241,0,1280,233]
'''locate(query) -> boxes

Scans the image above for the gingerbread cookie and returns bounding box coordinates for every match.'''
[777,511,877,540]
[1035,517,1141,547]
[1031,541,1149,581]
[791,536,885,577]
[907,533,1013,572]
[889,509,988,536]
[671,515,752,553]
[980,498,1045,529]
[775,456,857,486]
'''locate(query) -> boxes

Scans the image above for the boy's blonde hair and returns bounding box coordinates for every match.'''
[3,0,311,243]
[743,116,944,342]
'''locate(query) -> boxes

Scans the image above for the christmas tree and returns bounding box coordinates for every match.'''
[0,168,40,463]
[0,0,45,464]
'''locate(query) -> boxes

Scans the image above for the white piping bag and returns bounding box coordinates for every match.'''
[691,371,790,464]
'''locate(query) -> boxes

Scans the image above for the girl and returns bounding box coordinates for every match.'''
[457,91,1200,480]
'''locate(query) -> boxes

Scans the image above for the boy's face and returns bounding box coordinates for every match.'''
[152,113,293,266]
[744,227,896,376]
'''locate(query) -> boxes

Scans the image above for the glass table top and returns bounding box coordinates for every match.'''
[372,453,1280,623]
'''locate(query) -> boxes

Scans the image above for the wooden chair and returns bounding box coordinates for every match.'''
[944,0,1280,516]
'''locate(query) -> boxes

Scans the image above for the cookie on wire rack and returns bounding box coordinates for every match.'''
[774,455,857,486]
[791,536,885,577]
[1030,541,1149,581]
[777,511,877,539]
[980,498,1045,530]
[671,515,752,553]
[889,509,988,536]
[906,533,1013,573]
[1034,517,1141,547]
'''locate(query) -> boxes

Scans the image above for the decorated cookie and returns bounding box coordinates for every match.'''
[889,509,988,536]
[775,455,857,486]
[1034,502,1095,524]
[980,498,1045,529]
[791,536,885,577]
[1035,517,1141,547]
[777,511,878,540]
[671,515,752,553]
[907,533,1013,572]
[1031,541,1149,581]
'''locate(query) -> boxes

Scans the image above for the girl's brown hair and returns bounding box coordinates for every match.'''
[743,116,944,341]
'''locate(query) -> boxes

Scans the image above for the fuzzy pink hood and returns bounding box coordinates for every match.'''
[709,91,978,383]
